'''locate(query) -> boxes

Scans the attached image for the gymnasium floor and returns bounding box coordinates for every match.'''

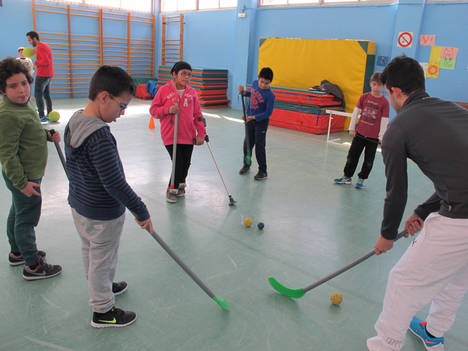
[1,98,466,351]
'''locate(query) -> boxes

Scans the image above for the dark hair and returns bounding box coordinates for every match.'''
[381,56,425,94]
[370,72,383,84]
[88,65,135,100]
[171,61,192,75]
[0,57,34,93]
[258,67,273,82]
[26,31,40,40]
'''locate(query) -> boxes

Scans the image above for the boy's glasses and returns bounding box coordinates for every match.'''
[109,95,128,111]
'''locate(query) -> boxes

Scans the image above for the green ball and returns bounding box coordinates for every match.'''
[22,47,35,58]
[48,111,60,122]
[257,222,264,230]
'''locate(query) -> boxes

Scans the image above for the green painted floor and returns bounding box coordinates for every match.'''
[1,98,467,351]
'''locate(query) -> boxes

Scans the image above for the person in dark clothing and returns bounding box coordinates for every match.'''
[367,56,468,351]
[238,67,276,181]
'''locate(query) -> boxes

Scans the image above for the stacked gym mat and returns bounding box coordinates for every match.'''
[247,85,346,135]
[157,66,229,108]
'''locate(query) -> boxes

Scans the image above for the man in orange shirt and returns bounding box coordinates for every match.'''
[26,31,54,123]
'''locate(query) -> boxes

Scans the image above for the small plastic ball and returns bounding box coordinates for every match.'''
[22,47,35,58]
[330,292,343,305]
[48,111,60,122]
[257,222,264,230]
[243,218,253,228]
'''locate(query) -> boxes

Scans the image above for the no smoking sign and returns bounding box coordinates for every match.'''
[397,32,413,48]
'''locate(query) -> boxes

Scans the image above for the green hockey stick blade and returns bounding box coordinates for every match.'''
[245,152,252,166]
[268,277,306,299]
[213,296,230,311]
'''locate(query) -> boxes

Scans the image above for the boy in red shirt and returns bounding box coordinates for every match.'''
[334,73,389,189]
[26,31,54,123]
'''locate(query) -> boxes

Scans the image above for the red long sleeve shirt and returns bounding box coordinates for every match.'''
[35,42,54,77]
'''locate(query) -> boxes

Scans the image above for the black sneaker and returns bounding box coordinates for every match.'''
[9,250,46,266]
[254,171,268,180]
[239,166,250,175]
[22,256,62,281]
[112,281,128,296]
[91,307,137,328]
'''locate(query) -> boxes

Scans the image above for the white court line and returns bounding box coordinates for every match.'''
[204,112,244,124]
[221,115,244,124]
[24,336,75,351]
[203,112,222,118]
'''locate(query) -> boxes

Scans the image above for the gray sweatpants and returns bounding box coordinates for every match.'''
[72,209,125,313]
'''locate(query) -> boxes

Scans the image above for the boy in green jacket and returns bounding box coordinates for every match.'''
[0,57,62,280]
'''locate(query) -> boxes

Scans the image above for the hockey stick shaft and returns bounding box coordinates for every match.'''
[303,230,407,292]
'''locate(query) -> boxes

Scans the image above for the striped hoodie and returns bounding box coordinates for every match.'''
[64,110,149,221]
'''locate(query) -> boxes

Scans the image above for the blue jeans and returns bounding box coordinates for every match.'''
[35,76,53,118]
[2,172,42,266]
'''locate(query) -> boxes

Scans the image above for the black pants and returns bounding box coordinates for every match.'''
[343,133,378,179]
[243,119,269,173]
[35,76,53,118]
[165,144,194,189]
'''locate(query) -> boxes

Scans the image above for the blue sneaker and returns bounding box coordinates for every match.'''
[334,176,352,184]
[355,178,365,189]
[409,317,445,351]
[40,116,49,124]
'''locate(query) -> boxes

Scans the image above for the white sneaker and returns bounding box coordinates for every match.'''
[166,189,177,203]
[177,183,186,197]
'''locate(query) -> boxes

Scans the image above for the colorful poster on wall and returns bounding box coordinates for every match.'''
[440,58,456,70]
[377,56,389,66]
[420,35,436,46]
[426,63,440,79]
[397,32,413,48]
[441,47,458,59]
[429,46,443,65]
[439,47,458,70]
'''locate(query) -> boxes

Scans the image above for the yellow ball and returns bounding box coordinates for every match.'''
[22,47,35,58]
[48,111,60,122]
[330,292,343,305]
[243,218,253,228]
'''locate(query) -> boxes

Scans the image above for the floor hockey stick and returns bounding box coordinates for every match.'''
[203,135,236,206]
[51,131,230,310]
[268,230,407,298]
[147,228,230,310]
[240,93,252,167]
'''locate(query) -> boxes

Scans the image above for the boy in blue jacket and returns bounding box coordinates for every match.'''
[238,67,275,180]
[65,66,153,328]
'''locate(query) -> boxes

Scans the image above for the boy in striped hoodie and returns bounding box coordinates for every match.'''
[65,66,153,328]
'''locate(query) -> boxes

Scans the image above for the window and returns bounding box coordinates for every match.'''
[161,0,238,12]
[44,0,153,13]
[260,0,390,5]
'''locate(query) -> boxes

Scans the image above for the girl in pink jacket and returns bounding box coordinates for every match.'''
[150,61,206,203]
